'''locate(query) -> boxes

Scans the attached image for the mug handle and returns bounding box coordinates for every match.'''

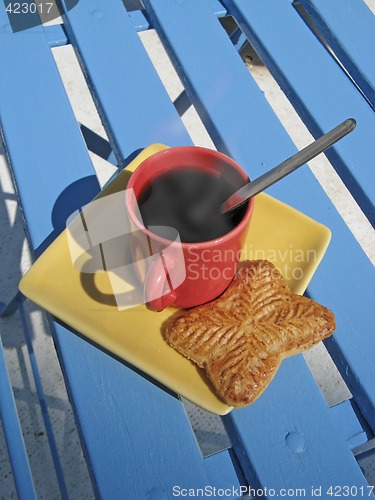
[144,256,177,312]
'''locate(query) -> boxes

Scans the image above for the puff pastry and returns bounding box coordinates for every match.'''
[164,260,335,407]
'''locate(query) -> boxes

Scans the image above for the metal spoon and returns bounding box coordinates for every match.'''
[221,118,356,214]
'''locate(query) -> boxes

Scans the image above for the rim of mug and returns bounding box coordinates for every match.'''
[125,146,255,249]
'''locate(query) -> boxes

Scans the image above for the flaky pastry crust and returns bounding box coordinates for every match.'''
[164,260,335,407]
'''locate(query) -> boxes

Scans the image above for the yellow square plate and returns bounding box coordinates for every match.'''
[19,144,331,415]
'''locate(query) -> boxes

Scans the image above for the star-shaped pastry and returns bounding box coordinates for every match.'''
[164,260,335,407]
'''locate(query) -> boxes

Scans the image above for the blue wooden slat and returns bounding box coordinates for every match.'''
[299,0,375,109]
[45,24,69,47]
[143,0,374,488]
[208,0,228,17]
[229,26,248,53]
[223,0,375,226]
[204,450,244,494]
[0,3,228,497]
[59,0,190,165]
[18,301,69,499]
[129,9,150,32]
[129,0,228,33]
[0,335,37,499]
[223,356,368,494]
[330,400,369,450]
[0,22,100,255]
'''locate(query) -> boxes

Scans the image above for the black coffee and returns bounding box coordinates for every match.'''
[137,168,247,243]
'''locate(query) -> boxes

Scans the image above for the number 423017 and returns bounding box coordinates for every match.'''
[5,2,55,14]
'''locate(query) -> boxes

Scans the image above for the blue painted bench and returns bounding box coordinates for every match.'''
[0,0,374,498]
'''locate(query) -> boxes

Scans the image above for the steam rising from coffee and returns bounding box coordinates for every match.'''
[138,168,247,243]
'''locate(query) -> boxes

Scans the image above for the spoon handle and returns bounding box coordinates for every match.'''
[221,118,356,214]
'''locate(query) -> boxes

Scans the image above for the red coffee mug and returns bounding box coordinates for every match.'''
[125,146,254,311]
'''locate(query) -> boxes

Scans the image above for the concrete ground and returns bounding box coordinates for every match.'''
[1,2,375,498]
